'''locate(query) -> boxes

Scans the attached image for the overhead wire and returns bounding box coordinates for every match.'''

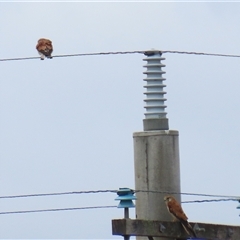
[0,190,239,215]
[134,190,240,199]
[0,205,116,215]
[0,190,117,199]
[1,50,240,62]
[161,50,240,58]
[0,189,239,200]
[0,198,238,215]
[0,51,144,62]
[182,198,239,204]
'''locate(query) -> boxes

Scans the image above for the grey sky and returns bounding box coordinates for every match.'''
[1,2,240,239]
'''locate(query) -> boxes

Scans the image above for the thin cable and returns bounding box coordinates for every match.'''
[0,51,144,62]
[0,190,117,199]
[1,49,240,62]
[53,50,144,58]
[182,198,239,204]
[161,50,240,58]
[0,56,40,61]
[0,199,238,215]
[134,190,240,199]
[0,205,116,215]
[1,189,239,200]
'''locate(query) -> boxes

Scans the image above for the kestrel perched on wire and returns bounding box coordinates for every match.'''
[164,195,197,238]
[36,38,53,60]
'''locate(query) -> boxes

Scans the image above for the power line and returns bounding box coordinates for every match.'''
[161,50,240,58]
[0,189,239,200]
[182,198,239,204]
[1,50,240,62]
[0,198,238,215]
[134,190,240,200]
[0,190,117,199]
[0,205,116,215]
[53,51,144,58]
[0,56,40,61]
[0,51,144,62]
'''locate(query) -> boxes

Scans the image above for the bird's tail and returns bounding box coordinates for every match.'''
[181,220,197,238]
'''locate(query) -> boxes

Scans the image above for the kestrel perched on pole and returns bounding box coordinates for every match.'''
[164,195,197,238]
[36,38,53,60]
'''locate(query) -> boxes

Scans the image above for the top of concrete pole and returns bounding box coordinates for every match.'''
[133,130,178,137]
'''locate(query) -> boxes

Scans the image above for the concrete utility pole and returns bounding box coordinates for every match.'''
[133,50,181,240]
[112,50,240,240]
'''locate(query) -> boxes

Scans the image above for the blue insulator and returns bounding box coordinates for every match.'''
[115,188,136,208]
